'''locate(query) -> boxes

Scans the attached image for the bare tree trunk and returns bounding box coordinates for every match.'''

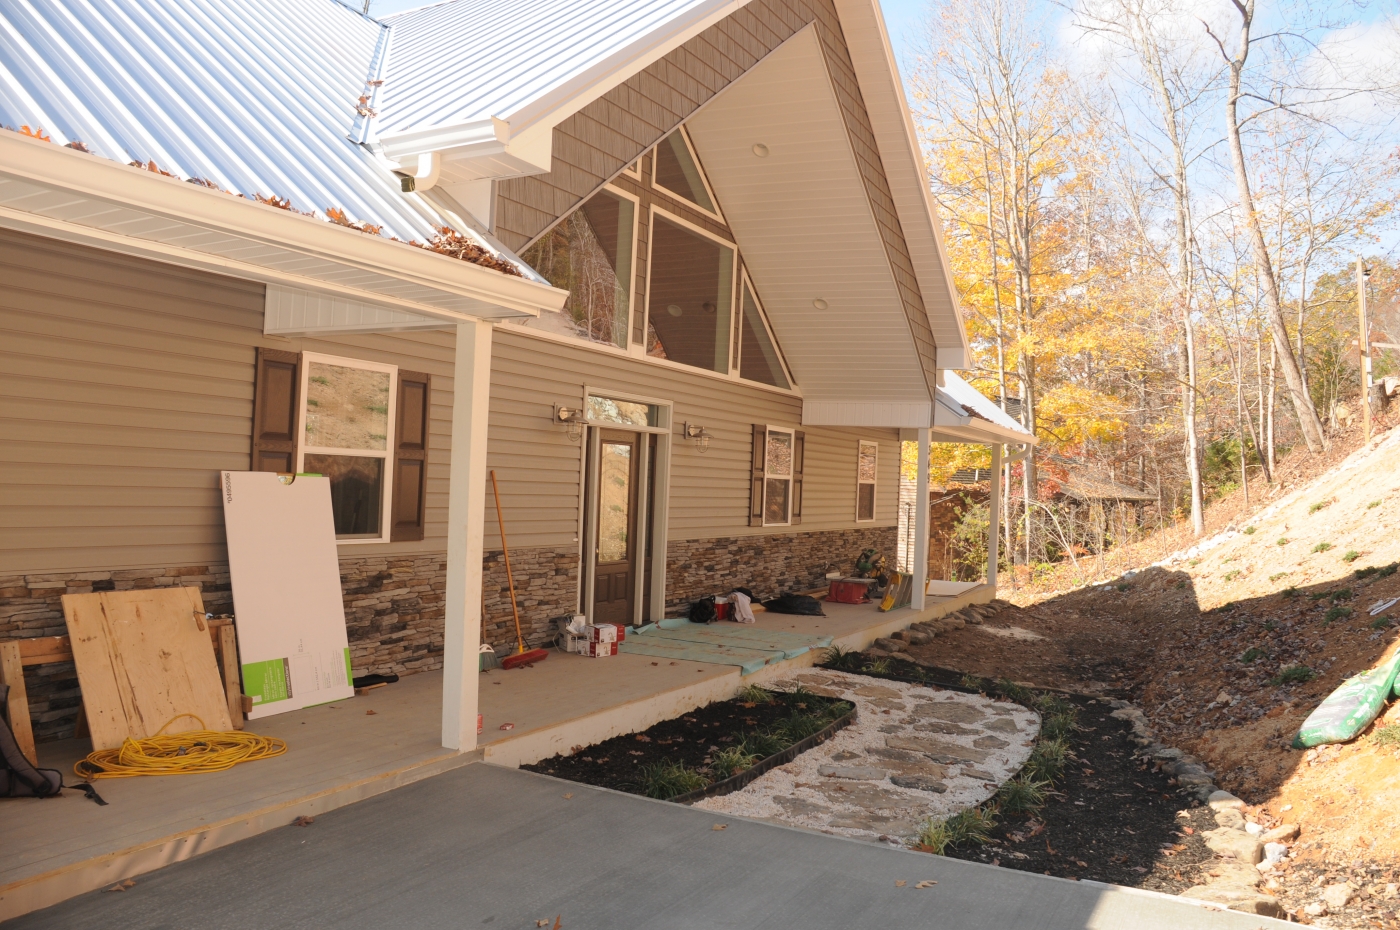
[1266,339,1276,474]
[1217,0,1328,452]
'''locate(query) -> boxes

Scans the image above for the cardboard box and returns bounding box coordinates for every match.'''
[588,623,618,643]
[582,641,617,658]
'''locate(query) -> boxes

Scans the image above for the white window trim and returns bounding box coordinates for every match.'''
[621,157,642,179]
[643,205,739,376]
[763,425,796,527]
[651,125,726,223]
[856,439,878,523]
[735,269,795,389]
[605,183,641,350]
[294,351,398,545]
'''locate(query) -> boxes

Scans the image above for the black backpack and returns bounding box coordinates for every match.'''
[689,596,717,624]
[1,684,104,804]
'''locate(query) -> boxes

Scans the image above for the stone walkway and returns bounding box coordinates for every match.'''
[694,669,1039,843]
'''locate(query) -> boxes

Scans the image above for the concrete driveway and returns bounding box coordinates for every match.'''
[3,763,1287,929]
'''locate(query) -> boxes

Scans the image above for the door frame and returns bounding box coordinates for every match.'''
[576,386,672,625]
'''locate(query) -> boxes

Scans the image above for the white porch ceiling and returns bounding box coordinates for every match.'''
[685,27,932,423]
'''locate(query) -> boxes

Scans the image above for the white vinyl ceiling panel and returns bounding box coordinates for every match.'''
[686,27,929,404]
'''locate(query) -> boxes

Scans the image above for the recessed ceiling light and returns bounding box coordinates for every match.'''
[752,143,769,157]
[667,304,683,317]
[812,298,829,310]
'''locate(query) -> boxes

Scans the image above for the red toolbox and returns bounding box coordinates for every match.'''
[827,579,874,604]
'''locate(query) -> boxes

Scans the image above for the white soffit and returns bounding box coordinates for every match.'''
[686,27,930,410]
[265,285,449,336]
[833,0,970,369]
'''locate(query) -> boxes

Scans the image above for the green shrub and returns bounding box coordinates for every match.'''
[997,776,1050,815]
[741,730,785,759]
[1277,538,1289,547]
[737,683,773,704]
[1368,500,1382,510]
[636,760,709,799]
[1323,606,1352,624]
[942,805,998,846]
[1331,588,1354,602]
[996,679,1032,704]
[916,818,956,854]
[780,685,813,709]
[1244,525,1257,535]
[1223,570,1240,582]
[1372,724,1400,747]
[1313,541,1333,553]
[1380,563,1399,578]
[1309,591,1330,602]
[1240,647,1265,664]
[774,711,827,745]
[1264,620,1277,631]
[1269,666,1315,686]
[1309,500,1332,514]
[1371,617,1392,630]
[960,673,985,692]
[1356,565,1381,579]
[1269,572,1289,582]
[822,645,859,670]
[709,745,760,779]
[1024,736,1070,782]
[863,658,892,676]
[1032,693,1074,718]
[1281,586,1299,599]
[1343,550,1361,563]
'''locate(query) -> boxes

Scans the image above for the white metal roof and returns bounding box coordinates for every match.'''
[0,0,462,243]
[933,371,1036,444]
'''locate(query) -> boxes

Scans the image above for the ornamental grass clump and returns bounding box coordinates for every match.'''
[636,760,709,799]
[708,745,760,779]
[997,775,1050,815]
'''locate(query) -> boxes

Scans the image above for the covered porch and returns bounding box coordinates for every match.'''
[0,587,993,922]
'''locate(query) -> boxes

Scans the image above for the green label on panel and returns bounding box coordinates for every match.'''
[344,648,352,687]
[243,658,292,705]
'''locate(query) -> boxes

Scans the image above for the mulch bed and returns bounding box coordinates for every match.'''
[522,691,838,794]
[824,655,1219,893]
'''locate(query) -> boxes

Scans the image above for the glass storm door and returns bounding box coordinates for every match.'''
[591,429,641,625]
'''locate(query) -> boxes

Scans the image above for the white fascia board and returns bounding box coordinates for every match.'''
[376,0,747,179]
[0,132,567,320]
[833,0,972,364]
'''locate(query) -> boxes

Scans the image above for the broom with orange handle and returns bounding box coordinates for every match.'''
[491,469,549,669]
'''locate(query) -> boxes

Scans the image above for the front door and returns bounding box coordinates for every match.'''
[592,429,640,625]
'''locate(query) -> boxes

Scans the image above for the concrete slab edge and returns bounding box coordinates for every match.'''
[0,748,480,923]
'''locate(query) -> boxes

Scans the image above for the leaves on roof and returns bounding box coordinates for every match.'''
[254,192,314,216]
[65,140,90,153]
[129,159,175,177]
[354,95,377,119]
[413,226,522,277]
[18,125,51,142]
[326,207,383,236]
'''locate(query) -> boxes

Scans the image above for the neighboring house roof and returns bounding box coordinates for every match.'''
[1058,473,1157,504]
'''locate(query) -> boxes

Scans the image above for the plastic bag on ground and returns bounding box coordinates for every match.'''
[1293,650,1400,749]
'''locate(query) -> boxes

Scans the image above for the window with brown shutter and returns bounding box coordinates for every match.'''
[749,423,766,526]
[250,347,300,473]
[390,370,430,542]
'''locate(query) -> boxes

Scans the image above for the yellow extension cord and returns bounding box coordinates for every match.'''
[76,714,288,779]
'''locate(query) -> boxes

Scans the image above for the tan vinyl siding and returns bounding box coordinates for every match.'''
[0,229,458,574]
[495,0,937,389]
[484,327,899,552]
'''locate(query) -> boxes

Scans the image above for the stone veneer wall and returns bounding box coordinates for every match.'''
[481,547,580,653]
[664,525,899,611]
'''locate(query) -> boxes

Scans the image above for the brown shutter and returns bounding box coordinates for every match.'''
[250,348,301,472]
[390,370,431,542]
[791,430,805,525]
[749,424,766,526]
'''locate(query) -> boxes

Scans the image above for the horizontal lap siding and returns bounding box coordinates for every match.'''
[487,328,898,551]
[0,229,457,574]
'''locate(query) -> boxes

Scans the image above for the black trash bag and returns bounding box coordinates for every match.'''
[352,673,400,689]
[763,593,825,616]
[689,596,718,624]
[0,683,105,804]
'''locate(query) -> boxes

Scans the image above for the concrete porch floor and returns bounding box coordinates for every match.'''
[0,586,990,922]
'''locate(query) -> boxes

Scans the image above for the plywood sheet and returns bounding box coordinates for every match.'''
[220,471,354,719]
[61,587,232,750]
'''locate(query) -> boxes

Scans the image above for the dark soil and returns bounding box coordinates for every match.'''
[825,655,1218,893]
[522,690,845,794]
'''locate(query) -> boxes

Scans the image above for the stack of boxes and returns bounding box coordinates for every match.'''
[559,618,627,658]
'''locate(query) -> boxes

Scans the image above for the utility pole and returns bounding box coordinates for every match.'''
[1358,257,1373,443]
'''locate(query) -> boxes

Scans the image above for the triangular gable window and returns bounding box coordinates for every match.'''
[654,127,719,215]
[738,278,791,389]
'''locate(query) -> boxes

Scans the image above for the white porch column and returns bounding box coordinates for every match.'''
[987,443,1002,591]
[442,319,493,751]
[911,428,931,610]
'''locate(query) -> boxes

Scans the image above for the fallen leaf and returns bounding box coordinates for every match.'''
[292,815,314,827]
[366,709,377,715]
[1028,821,1046,837]
[1123,827,1136,835]
[712,824,727,831]
[563,793,573,799]
[634,734,651,742]
[537,921,549,927]
[1075,860,1088,868]
[895,880,907,887]
[915,880,937,889]
[1046,839,1057,855]
[651,662,658,666]
[104,884,127,893]
[553,917,562,930]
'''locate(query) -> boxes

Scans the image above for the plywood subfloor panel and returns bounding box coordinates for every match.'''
[62,587,231,750]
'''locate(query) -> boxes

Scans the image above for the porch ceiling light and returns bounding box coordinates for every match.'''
[812,298,829,310]
[682,421,711,453]
[554,404,583,442]
[752,143,769,157]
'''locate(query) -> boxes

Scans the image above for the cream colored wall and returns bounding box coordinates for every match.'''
[0,229,898,576]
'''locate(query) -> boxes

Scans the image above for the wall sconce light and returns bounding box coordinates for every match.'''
[555,405,583,442]
[682,421,711,453]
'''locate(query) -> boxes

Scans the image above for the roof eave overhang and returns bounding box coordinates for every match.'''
[0,132,566,324]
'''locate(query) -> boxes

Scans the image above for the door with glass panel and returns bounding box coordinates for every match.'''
[591,429,641,625]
